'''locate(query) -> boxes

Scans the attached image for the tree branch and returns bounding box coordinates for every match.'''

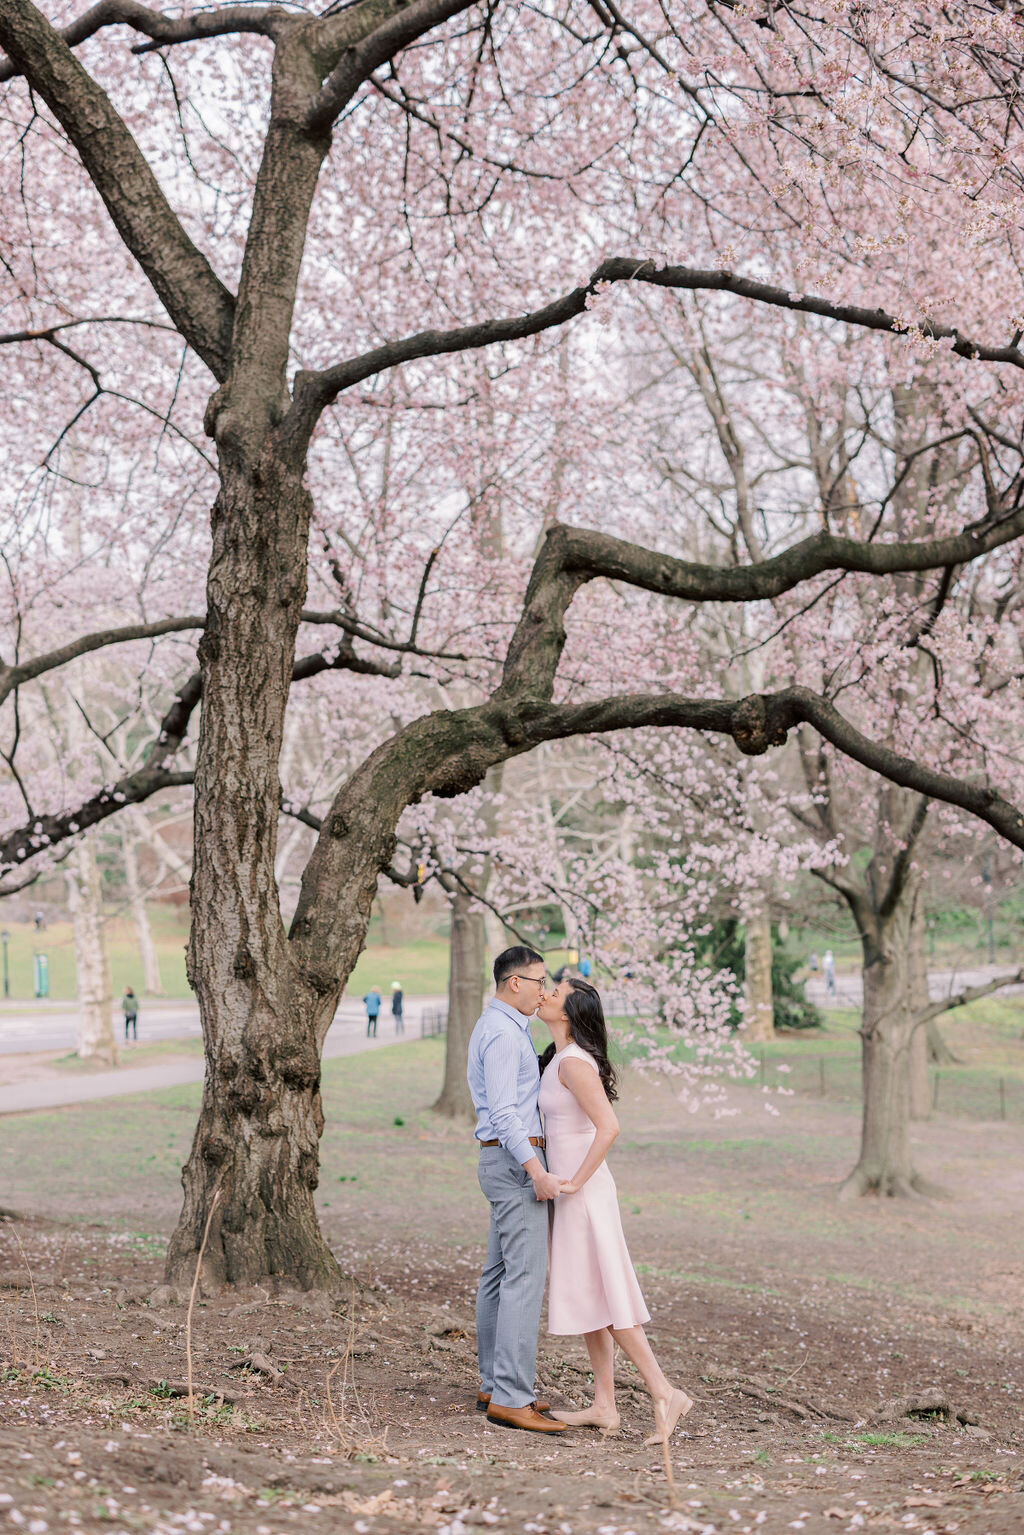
[0,615,206,708]
[495,513,1024,705]
[0,606,436,712]
[915,968,1024,1025]
[305,0,477,137]
[0,0,287,77]
[0,0,236,379]
[0,630,401,872]
[288,676,1024,996]
[290,256,1024,435]
[877,794,930,921]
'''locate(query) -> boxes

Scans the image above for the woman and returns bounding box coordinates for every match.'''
[537,976,693,1443]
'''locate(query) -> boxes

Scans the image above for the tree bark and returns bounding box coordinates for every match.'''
[165,445,344,1292]
[67,839,116,1065]
[925,1016,958,1065]
[435,888,486,1120]
[122,821,164,995]
[839,879,938,1198]
[908,893,930,1120]
[743,906,775,1042]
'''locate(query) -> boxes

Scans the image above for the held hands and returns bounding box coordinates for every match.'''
[530,1167,563,1202]
[559,1179,579,1194]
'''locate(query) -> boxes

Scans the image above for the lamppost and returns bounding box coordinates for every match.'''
[1,930,9,999]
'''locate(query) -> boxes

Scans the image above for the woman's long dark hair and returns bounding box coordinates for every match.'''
[539,978,618,1101]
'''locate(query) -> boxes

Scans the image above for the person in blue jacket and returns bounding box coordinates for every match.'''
[364,987,381,1037]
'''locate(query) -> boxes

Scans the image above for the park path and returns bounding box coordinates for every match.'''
[804,961,1024,1008]
[0,996,446,1116]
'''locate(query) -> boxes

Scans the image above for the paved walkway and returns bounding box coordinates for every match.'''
[804,962,1024,1009]
[0,997,446,1116]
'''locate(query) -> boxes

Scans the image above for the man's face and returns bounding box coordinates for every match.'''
[506,962,547,1017]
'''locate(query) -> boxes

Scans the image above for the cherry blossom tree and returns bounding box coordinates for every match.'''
[3,1,1024,1288]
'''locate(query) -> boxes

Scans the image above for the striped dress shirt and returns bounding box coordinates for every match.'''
[467,997,543,1166]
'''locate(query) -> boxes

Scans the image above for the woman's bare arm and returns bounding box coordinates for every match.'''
[558,1057,619,1192]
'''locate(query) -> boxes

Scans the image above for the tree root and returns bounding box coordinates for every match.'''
[708,1368,852,1423]
[871,1389,979,1428]
[838,1166,949,1201]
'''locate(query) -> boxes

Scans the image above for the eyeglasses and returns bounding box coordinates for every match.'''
[511,974,550,988]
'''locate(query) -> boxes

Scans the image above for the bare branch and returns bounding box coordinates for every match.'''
[305,0,477,137]
[0,0,287,78]
[291,257,1024,434]
[915,968,1024,1025]
[0,615,206,708]
[0,626,404,872]
[496,513,1024,705]
[878,795,930,920]
[0,0,236,379]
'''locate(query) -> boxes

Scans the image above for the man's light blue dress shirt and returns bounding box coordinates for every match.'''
[466,997,543,1166]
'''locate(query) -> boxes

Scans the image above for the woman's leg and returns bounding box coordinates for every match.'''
[611,1324,693,1443]
[552,1327,620,1430]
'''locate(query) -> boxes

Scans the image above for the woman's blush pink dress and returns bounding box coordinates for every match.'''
[539,1042,651,1335]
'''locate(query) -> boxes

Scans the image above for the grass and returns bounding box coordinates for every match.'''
[48,1039,205,1071]
[346,939,451,997]
[0,912,456,1004]
[0,908,191,1002]
[609,995,1024,1123]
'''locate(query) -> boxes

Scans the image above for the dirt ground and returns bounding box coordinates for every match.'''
[1,1040,1022,1535]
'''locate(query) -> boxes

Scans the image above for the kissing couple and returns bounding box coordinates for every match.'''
[467,945,694,1439]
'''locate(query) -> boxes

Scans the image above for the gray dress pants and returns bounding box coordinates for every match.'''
[476,1145,548,1409]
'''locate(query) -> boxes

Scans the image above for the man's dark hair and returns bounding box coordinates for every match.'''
[493,946,544,988]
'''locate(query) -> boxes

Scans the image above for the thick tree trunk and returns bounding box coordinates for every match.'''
[435,888,486,1120]
[166,444,346,1292]
[742,907,775,1042]
[122,822,164,995]
[67,840,116,1064]
[908,1016,930,1122]
[840,882,937,1198]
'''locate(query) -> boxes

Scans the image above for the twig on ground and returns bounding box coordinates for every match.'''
[10,1226,40,1367]
[660,1428,679,1508]
[779,1351,810,1387]
[185,1188,221,1425]
[320,1287,388,1459]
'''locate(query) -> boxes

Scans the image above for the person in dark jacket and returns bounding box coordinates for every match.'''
[123,988,139,1041]
[391,981,404,1035]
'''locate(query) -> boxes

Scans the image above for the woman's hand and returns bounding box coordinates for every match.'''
[559,1179,579,1194]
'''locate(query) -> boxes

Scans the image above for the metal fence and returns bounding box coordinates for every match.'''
[420,1006,448,1038]
[754,1049,1024,1123]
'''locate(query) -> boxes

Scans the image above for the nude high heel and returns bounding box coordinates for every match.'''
[551,1407,621,1436]
[643,1387,694,1446]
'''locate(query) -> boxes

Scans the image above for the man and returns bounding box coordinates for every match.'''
[363,987,381,1037]
[467,946,567,1436]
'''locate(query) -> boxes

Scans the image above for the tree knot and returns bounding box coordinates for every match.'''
[233,946,256,981]
[732,693,789,756]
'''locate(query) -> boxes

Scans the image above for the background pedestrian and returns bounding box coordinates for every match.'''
[122,988,139,1042]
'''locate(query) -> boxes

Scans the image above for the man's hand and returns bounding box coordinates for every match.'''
[521,1153,561,1201]
[530,1167,563,1201]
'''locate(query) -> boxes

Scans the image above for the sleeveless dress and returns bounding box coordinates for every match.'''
[539,1041,651,1335]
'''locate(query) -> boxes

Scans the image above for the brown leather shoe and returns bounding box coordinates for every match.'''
[486,1403,566,1434]
[477,1392,550,1413]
